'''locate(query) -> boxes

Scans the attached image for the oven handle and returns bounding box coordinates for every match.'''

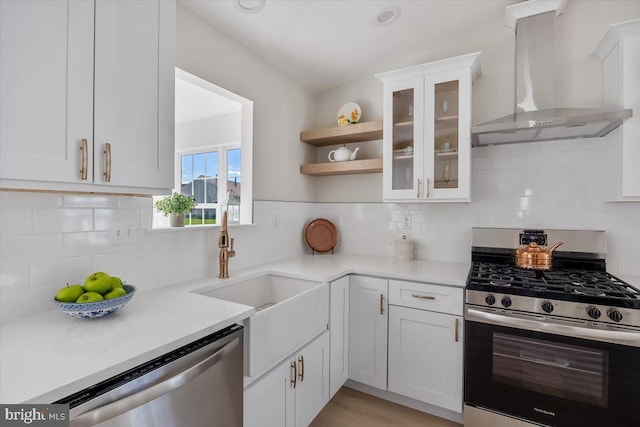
[466,307,640,347]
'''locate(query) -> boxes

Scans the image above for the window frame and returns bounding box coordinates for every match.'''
[176,142,241,226]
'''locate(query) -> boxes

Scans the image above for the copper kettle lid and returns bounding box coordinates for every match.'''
[517,241,564,255]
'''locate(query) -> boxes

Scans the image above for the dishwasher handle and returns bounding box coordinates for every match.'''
[71,337,240,427]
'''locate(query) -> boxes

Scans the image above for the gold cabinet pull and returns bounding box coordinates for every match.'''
[411,294,435,300]
[416,178,421,198]
[103,142,111,182]
[380,294,384,315]
[426,178,430,198]
[455,318,460,342]
[290,360,297,388]
[80,138,88,180]
[298,355,304,382]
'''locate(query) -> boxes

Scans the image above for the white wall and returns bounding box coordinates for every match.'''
[176,111,241,150]
[176,4,318,202]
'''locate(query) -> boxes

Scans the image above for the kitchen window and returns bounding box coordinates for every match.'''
[178,146,241,225]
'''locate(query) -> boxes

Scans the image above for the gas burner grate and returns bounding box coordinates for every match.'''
[468,262,640,303]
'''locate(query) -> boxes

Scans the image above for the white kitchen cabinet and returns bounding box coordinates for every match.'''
[376,53,480,202]
[348,275,388,390]
[388,280,463,413]
[329,276,349,398]
[0,0,175,194]
[244,331,329,427]
[594,19,640,201]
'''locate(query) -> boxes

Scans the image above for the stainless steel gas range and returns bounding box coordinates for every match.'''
[464,228,640,427]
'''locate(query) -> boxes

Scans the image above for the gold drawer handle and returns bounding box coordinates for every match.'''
[455,318,460,342]
[380,294,384,315]
[104,142,111,182]
[290,360,297,388]
[80,138,88,180]
[298,355,304,382]
[411,294,435,300]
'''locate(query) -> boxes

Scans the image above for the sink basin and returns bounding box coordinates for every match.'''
[197,274,328,377]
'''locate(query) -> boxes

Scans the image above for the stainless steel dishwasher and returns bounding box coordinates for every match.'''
[57,324,243,427]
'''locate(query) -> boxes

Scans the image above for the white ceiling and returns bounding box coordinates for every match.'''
[180,0,518,94]
[175,76,242,124]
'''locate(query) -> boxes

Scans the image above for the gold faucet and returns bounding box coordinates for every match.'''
[218,209,235,278]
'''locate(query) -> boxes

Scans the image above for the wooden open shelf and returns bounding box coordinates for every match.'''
[300,159,383,176]
[300,120,383,146]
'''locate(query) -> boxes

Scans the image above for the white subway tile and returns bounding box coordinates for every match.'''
[0,234,64,265]
[0,208,31,235]
[117,196,153,209]
[64,195,117,208]
[94,209,142,231]
[0,192,63,208]
[32,209,92,234]
[0,263,30,294]
[64,231,115,257]
[31,257,93,289]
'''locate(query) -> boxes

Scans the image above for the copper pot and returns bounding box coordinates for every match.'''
[515,241,563,270]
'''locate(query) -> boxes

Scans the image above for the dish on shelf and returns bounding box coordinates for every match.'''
[304,218,338,253]
[337,102,361,126]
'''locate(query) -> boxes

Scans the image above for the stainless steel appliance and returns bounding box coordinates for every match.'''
[464,228,640,427]
[57,324,243,427]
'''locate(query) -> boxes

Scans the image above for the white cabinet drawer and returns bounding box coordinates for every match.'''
[388,280,463,316]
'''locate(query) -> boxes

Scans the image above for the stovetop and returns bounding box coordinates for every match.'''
[467,261,640,309]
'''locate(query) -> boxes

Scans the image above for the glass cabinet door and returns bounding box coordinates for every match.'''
[425,69,471,201]
[383,78,424,200]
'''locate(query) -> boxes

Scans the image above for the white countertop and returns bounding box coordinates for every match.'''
[0,254,466,404]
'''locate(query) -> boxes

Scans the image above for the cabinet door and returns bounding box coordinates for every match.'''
[348,276,388,390]
[244,358,295,427]
[424,69,472,201]
[388,306,463,413]
[94,0,174,189]
[382,78,425,201]
[0,0,94,183]
[329,276,349,398]
[295,331,330,427]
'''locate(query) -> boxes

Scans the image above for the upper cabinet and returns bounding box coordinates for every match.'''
[376,53,480,202]
[0,0,175,195]
[594,19,640,201]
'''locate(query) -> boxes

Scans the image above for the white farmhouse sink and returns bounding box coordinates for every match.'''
[197,274,328,377]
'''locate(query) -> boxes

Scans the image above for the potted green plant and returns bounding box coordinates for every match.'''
[154,192,197,227]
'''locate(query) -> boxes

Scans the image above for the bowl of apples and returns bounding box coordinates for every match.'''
[53,272,136,319]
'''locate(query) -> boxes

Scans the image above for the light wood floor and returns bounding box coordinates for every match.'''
[310,387,463,427]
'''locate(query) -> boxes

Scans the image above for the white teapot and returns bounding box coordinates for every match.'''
[328,145,359,162]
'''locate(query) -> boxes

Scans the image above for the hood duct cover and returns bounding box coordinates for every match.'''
[471,1,632,146]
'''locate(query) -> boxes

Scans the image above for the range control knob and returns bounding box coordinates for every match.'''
[608,309,623,323]
[501,296,512,308]
[586,306,601,319]
[541,300,554,313]
[485,294,496,306]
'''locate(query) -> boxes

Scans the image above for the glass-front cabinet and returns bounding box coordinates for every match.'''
[377,53,480,202]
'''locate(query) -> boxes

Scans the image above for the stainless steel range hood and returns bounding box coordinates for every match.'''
[471,1,632,147]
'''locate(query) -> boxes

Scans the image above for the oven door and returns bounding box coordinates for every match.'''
[465,308,640,427]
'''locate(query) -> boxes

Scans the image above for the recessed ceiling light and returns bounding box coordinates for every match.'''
[236,0,266,14]
[376,5,401,25]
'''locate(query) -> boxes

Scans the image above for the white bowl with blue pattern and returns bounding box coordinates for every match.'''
[53,284,137,319]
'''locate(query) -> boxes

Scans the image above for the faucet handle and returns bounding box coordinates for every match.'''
[230,238,235,250]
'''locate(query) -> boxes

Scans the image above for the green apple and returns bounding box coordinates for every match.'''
[104,287,127,300]
[84,272,111,294]
[76,292,104,303]
[109,276,124,290]
[55,284,85,302]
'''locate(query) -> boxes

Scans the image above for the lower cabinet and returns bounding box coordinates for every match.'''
[244,331,330,427]
[387,305,463,412]
[348,275,388,391]
[329,276,349,398]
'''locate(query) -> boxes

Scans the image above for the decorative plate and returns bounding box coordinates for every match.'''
[304,218,339,253]
[53,284,137,319]
[337,102,361,126]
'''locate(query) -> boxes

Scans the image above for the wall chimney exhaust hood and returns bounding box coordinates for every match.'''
[471,0,632,147]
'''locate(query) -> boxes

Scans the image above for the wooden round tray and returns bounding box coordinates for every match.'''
[304,218,338,253]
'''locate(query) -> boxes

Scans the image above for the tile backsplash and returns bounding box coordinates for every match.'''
[1,136,639,322]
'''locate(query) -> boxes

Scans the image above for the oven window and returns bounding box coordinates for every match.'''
[492,333,609,407]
